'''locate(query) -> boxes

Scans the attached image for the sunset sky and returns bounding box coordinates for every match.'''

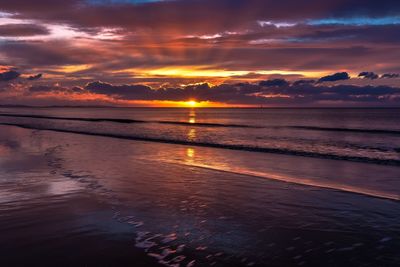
[1,0,400,106]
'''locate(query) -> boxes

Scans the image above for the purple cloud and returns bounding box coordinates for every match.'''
[0,70,20,82]
[359,72,379,79]
[318,72,350,83]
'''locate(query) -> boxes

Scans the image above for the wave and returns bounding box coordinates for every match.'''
[289,126,400,135]
[0,113,260,128]
[1,122,400,166]
[0,113,147,124]
[1,114,398,134]
[153,159,400,201]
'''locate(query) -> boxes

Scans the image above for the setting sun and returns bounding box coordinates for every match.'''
[186,100,198,107]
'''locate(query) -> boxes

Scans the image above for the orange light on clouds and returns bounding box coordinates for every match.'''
[56,64,92,73]
[26,88,251,107]
[114,66,331,80]
[0,65,14,72]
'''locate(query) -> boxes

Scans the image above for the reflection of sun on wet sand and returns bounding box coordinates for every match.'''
[186,147,196,164]
[162,159,400,201]
[186,148,195,158]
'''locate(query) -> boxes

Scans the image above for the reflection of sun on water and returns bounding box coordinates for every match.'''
[189,108,196,124]
[188,129,196,141]
[186,148,195,158]
[187,108,196,141]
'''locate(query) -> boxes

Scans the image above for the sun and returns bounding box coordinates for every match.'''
[186,100,198,107]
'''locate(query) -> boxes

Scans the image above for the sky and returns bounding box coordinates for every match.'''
[0,0,400,107]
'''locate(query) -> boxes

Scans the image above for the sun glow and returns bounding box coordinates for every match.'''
[145,67,249,78]
[187,100,198,107]
[120,100,238,107]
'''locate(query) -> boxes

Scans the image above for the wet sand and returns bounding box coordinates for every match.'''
[1,125,400,266]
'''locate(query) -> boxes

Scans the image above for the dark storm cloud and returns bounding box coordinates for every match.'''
[358,72,379,80]
[0,70,20,82]
[318,72,350,83]
[27,74,43,80]
[0,24,49,37]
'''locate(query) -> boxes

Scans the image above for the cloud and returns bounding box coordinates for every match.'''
[292,79,315,86]
[85,81,155,99]
[0,0,400,91]
[28,85,85,94]
[308,17,400,26]
[358,71,379,79]
[381,73,400,78]
[88,0,168,5]
[49,80,400,106]
[28,85,64,93]
[2,77,399,107]
[317,72,350,83]
[259,79,289,87]
[0,24,49,37]
[0,70,20,82]
[0,42,94,66]
[27,74,43,80]
[4,0,400,32]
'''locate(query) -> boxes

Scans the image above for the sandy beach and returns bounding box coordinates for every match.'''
[1,123,399,266]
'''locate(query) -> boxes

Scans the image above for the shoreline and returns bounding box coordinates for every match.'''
[1,125,400,266]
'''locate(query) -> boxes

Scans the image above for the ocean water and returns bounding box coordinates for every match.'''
[1,107,400,266]
[0,107,399,165]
